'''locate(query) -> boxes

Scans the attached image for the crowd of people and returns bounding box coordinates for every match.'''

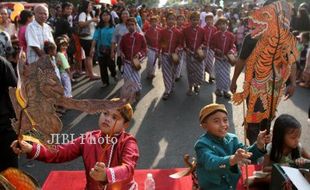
[0,0,310,189]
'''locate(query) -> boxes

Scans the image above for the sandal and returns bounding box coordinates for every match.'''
[162,93,169,100]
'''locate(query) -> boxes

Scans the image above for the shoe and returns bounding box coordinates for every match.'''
[215,89,223,97]
[89,75,101,80]
[223,91,231,99]
[194,85,200,94]
[187,89,194,96]
[162,93,169,100]
[102,83,109,88]
[209,77,215,84]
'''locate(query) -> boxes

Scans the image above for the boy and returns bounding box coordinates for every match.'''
[175,14,186,81]
[119,17,147,98]
[145,16,160,80]
[11,99,139,190]
[203,12,217,83]
[210,17,236,99]
[195,103,270,190]
[159,12,183,100]
[183,12,205,96]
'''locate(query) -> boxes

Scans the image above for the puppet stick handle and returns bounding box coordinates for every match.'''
[243,101,249,190]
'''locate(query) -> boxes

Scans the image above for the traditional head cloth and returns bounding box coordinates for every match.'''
[199,103,227,123]
[126,17,137,25]
[190,11,200,20]
[205,12,214,18]
[111,98,133,122]
[215,17,228,26]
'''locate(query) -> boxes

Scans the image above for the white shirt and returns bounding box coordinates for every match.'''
[25,20,54,64]
[78,12,96,40]
[200,11,207,28]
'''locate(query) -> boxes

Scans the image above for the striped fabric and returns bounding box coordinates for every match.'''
[146,48,157,76]
[203,48,215,79]
[123,60,142,92]
[186,53,204,87]
[161,54,177,93]
[175,50,185,78]
[214,58,231,92]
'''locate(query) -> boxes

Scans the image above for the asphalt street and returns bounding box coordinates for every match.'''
[19,62,310,186]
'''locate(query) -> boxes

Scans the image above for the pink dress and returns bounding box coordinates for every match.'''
[18,25,28,52]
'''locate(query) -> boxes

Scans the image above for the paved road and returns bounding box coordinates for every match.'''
[19,62,310,185]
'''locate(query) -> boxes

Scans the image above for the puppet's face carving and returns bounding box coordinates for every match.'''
[248,5,275,38]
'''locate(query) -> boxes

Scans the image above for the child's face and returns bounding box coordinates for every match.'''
[177,17,184,26]
[205,16,213,26]
[50,48,57,56]
[167,16,175,27]
[191,17,199,27]
[98,108,127,134]
[150,19,157,28]
[218,22,227,31]
[284,129,301,149]
[201,111,229,138]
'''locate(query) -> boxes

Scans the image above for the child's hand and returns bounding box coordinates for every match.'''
[10,140,33,154]
[256,130,271,151]
[230,148,253,166]
[295,158,310,167]
[90,162,107,182]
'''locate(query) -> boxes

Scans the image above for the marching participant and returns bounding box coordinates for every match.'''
[145,16,160,80]
[175,14,186,82]
[203,12,217,83]
[119,17,147,99]
[158,12,183,100]
[183,12,205,96]
[210,17,236,99]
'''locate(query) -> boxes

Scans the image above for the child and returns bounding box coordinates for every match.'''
[296,32,309,84]
[203,12,217,84]
[195,103,270,190]
[175,14,186,81]
[210,17,236,99]
[158,13,183,100]
[183,12,205,96]
[56,37,72,98]
[43,41,61,81]
[11,100,139,190]
[263,114,310,170]
[145,16,160,80]
[119,17,147,99]
[299,33,310,88]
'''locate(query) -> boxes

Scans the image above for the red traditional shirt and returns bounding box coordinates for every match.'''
[203,25,217,47]
[183,25,205,52]
[27,130,139,190]
[210,30,236,58]
[159,26,182,54]
[145,26,160,50]
[120,32,147,61]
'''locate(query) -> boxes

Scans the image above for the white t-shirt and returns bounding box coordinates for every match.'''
[200,11,207,28]
[78,12,96,40]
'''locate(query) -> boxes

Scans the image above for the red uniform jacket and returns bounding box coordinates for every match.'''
[27,130,139,190]
[120,32,147,61]
[210,30,236,58]
[183,25,205,52]
[176,25,185,49]
[159,26,183,54]
[145,26,160,51]
[203,25,217,47]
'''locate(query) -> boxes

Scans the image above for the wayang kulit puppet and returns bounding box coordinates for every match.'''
[0,54,136,189]
[232,0,299,125]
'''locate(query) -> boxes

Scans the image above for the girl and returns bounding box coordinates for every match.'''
[43,41,61,81]
[56,37,72,98]
[18,10,34,53]
[78,0,100,80]
[263,114,310,170]
[90,10,117,87]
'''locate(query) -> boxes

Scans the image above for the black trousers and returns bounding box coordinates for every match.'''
[98,52,116,85]
[116,56,123,74]
[0,127,18,172]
